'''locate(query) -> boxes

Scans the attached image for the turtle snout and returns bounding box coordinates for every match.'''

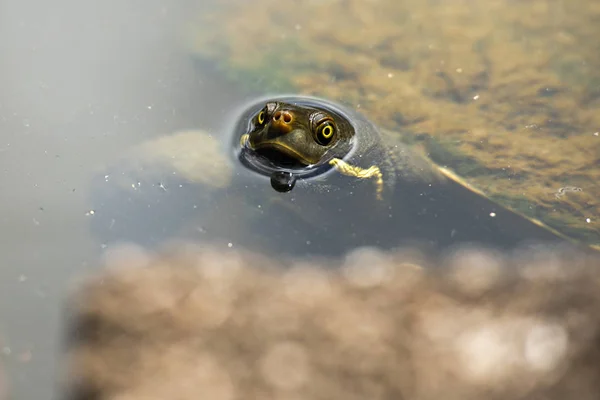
[270,110,293,133]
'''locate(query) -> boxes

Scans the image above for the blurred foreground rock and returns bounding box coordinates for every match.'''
[63,242,600,400]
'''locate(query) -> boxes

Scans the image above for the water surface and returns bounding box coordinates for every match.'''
[0,1,252,398]
[0,0,598,398]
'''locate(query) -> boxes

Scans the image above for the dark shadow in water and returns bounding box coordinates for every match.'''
[89,96,583,263]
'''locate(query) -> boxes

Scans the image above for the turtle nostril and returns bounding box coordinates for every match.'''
[273,110,293,124]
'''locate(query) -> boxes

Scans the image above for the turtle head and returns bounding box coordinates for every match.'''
[241,100,355,168]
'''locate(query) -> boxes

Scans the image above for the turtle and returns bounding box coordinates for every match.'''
[87,95,596,258]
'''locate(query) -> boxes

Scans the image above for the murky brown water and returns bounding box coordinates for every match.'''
[189,0,600,247]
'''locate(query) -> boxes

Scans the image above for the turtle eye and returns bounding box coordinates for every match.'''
[256,108,267,126]
[315,120,336,146]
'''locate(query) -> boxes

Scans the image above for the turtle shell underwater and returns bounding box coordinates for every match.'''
[88,95,593,258]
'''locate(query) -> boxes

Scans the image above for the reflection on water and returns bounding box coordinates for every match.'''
[64,242,600,400]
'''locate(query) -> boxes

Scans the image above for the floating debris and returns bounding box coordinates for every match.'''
[555,186,583,199]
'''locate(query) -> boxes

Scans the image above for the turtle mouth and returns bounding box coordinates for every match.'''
[238,143,329,181]
[255,147,307,169]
